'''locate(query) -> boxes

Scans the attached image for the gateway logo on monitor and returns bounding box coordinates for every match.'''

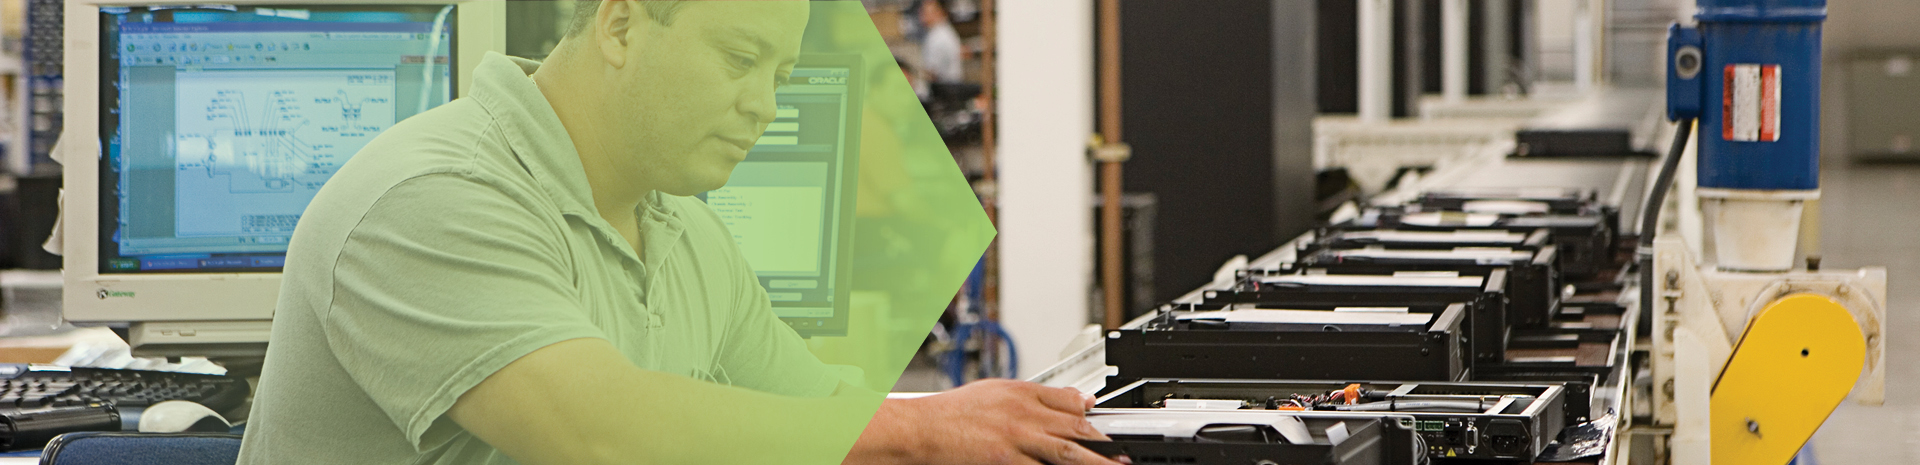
[97,290,136,299]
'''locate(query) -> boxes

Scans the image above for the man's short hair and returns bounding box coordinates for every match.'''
[565,1,688,37]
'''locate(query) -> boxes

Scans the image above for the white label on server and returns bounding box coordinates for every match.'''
[1722,64,1781,142]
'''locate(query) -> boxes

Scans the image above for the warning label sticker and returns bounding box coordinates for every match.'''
[1723,64,1781,142]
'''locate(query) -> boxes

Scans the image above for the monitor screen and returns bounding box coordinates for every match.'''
[96,5,457,274]
[703,54,862,336]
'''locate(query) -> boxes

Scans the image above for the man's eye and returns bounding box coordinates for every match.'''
[731,53,757,71]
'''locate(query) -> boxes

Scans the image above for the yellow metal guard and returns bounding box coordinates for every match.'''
[1711,293,1866,465]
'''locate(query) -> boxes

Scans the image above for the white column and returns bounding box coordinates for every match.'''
[1574,0,1596,92]
[997,0,1095,378]
[1442,0,1470,102]
[1358,0,1394,122]
[1479,0,1512,95]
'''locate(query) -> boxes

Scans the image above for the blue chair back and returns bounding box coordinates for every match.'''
[39,432,241,465]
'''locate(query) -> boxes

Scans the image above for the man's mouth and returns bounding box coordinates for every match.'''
[718,135,757,152]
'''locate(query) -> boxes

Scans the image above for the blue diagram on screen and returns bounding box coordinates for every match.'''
[98,6,455,273]
[172,70,397,236]
[172,69,397,238]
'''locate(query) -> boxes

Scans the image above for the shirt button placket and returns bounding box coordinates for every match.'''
[626,270,659,329]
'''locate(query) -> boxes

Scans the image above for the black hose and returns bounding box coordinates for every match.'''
[1639,118,1696,315]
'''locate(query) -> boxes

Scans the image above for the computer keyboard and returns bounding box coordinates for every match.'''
[0,364,248,413]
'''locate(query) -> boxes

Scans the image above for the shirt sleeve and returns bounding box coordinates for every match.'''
[693,201,842,398]
[316,173,607,452]
[713,268,843,398]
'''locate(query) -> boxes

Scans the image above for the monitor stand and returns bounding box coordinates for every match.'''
[128,320,271,361]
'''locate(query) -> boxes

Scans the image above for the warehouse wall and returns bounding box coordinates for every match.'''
[1825,0,1920,53]
[1819,0,1920,160]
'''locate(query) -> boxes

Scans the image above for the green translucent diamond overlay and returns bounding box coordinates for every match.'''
[222,0,992,462]
[788,0,997,461]
[602,1,993,462]
[794,1,998,380]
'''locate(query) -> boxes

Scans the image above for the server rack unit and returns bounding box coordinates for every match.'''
[1107,302,1470,384]
[1212,271,1511,365]
[1082,412,1424,465]
[1096,379,1568,462]
[1338,208,1614,279]
[1287,244,1561,329]
[22,0,63,174]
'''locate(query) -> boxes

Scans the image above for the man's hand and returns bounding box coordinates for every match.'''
[850,379,1127,465]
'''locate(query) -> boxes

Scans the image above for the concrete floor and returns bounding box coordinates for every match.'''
[1808,159,1920,463]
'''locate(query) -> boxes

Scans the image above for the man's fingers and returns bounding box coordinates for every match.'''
[1080,419,1113,441]
[1032,409,1111,442]
[1034,385,1092,414]
[1018,436,1126,465]
[1004,455,1047,465]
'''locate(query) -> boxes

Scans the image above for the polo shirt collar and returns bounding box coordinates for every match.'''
[468,52,600,220]
[468,52,685,268]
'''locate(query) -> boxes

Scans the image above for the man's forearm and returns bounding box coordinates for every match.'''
[582,371,883,464]
[450,339,886,465]
[843,398,928,464]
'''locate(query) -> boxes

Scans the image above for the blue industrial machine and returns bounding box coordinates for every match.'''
[1655,2,1881,465]
[1667,0,1826,271]
[1671,0,1825,191]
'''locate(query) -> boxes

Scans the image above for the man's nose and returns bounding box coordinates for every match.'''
[742,84,778,126]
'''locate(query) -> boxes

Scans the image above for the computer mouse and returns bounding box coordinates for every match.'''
[137,400,231,433]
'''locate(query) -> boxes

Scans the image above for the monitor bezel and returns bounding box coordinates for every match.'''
[62,0,505,325]
[773,53,864,338]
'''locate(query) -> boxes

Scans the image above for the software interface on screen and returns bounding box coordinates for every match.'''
[705,62,859,324]
[97,5,456,273]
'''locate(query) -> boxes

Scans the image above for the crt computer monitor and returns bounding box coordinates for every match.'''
[702,54,862,338]
[64,1,862,353]
[62,1,504,356]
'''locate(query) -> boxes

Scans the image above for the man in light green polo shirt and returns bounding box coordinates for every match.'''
[238,2,1120,464]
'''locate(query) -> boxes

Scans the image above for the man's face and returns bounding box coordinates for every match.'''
[609,2,809,196]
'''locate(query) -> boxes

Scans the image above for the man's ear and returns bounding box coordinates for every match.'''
[594,0,642,69]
